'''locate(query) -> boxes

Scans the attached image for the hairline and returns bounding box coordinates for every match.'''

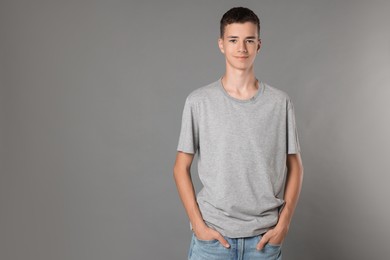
[220,21,260,39]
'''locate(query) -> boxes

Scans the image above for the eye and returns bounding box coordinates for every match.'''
[246,40,255,43]
[229,39,237,43]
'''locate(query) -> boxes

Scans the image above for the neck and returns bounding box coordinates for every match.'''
[221,70,258,92]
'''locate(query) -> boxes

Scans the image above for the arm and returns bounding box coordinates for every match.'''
[173,151,230,247]
[257,153,304,250]
[278,152,304,230]
[173,151,206,232]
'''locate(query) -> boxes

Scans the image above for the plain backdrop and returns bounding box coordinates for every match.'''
[1,0,390,259]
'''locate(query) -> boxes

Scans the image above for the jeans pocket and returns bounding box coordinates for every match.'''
[192,233,218,244]
[267,242,282,248]
[257,234,282,248]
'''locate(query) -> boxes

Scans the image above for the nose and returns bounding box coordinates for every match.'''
[238,41,247,53]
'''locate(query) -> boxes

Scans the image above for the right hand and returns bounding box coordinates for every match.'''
[193,225,230,248]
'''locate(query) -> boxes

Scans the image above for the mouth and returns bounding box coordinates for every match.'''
[235,56,249,59]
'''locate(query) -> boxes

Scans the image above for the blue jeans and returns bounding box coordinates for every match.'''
[188,232,282,260]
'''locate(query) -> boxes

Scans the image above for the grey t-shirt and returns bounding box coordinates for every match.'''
[176,77,301,238]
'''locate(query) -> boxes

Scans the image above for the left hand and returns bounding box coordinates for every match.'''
[256,225,288,251]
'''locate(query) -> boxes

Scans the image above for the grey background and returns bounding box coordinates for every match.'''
[1,0,389,259]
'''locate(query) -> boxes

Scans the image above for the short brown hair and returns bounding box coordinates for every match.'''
[220,7,260,39]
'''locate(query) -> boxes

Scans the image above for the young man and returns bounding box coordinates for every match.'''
[173,6,303,260]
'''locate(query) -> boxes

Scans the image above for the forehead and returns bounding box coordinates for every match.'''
[224,22,258,37]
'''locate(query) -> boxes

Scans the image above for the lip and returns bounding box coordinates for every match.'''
[235,56,249,59]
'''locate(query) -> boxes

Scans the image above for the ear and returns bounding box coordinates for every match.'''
[257,38,261,53]
[218,38,225,54]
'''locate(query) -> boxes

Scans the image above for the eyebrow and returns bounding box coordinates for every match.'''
[226,36,257,39]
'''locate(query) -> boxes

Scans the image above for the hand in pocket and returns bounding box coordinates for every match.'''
[194,226,230,248]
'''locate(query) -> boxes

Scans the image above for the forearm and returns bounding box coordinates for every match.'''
[277,160,304,229]
[256,154,304,248]
[173,168,206,231]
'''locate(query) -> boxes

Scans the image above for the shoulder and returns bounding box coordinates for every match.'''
[185,80,219,104]
[262,82,293,104]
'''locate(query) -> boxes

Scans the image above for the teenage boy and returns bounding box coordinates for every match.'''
[173,6,304,260]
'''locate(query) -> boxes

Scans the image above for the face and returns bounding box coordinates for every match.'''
[218,22,261,71]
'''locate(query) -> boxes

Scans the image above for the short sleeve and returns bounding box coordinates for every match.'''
[176,96,199,154]
[286,98,301,154]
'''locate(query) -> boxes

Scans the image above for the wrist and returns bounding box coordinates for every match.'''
[192,220,207,232]
[278,205,293,227]
[275,220,290,232]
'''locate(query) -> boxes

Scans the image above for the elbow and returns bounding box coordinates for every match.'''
[173,165,179,178]
[299,165,304,179]
[173,164,185,178]
[173,164,191,180]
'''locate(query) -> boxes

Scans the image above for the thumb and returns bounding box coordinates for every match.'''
[216,233,230,248]
[256,236,268,251]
